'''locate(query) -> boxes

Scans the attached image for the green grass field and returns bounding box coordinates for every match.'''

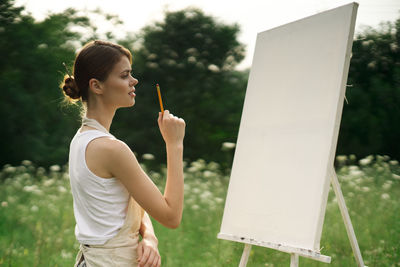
[1,154,399,266]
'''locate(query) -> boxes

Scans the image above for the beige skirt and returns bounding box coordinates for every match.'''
[74,196,144,267]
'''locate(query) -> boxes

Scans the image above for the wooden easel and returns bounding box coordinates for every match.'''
[237,167,366,267]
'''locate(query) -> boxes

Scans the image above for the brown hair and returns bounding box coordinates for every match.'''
[60,40,132,104]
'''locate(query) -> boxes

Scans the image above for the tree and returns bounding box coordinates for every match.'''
[337,17,400,160]
[0,0,108,167]
[113,8,247,164]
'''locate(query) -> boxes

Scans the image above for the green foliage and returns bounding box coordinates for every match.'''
[0,0,89,167]
[338,19,400,160]
[113,8,247,165]
[0,1,130,168]
[0,0,399,169]
[1,155,399,266]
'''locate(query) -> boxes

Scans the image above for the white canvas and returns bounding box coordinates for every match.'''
[218,3,358,253]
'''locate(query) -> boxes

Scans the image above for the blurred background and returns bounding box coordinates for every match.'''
[0,0,399,168]
[1,0,400,266]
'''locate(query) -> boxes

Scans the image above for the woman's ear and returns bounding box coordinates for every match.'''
[88,78,104,95]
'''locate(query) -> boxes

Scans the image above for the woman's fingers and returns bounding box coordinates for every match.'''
[137,242,143,263]
[139,250,159,267]
[139,247,150,266]
[137,239,161,267]
[144,251,156,267]
[157,109,186,145]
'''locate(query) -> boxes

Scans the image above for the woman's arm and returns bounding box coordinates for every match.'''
[137,212,161,267]
[104,110,185,228]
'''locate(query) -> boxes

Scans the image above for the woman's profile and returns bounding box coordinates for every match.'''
[61,40,186,267]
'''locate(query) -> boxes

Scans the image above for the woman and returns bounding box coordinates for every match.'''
[61,40,186,267]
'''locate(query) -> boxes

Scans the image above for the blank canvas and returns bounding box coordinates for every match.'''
[218,3,358,253]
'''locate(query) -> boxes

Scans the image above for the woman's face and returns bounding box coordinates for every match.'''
[101,56,138,108]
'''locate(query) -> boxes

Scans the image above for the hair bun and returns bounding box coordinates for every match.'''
[61,75,80,100]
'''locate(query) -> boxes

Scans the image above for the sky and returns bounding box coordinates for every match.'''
[15,0,400,69]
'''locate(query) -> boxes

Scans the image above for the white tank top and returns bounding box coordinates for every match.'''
[68,122,130,245]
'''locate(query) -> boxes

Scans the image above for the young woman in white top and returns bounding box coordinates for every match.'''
[61,40,186,267]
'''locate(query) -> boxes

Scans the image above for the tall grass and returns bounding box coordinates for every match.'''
[0,155,399,266]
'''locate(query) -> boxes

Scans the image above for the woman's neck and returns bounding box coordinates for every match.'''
[85,104,116,132]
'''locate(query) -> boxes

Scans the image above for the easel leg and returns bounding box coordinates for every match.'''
[239,243,252,267]
[290,253,299,267]
[330,168,366,267]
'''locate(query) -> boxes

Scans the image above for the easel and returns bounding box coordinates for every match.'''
[217,3,366,266]
[237,167,366,267]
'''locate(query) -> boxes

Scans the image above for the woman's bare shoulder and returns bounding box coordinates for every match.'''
[86,137,134,178]
[87,136,128,154]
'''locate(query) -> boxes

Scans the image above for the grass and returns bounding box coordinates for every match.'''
[0,155,399,266]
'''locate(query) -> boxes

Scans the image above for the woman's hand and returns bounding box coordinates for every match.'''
[137,235,161,267]
[158,110,186,146]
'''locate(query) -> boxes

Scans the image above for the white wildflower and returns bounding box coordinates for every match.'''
[215,197,224,204]
[222,142,236,151]
[38,43,48,49]
[4,166,16,173]
[392,174,400,180]
[23,185,38,192]
[187,56,196,63]
[354,178,363,184]
[31,205,39,212]
[382,181,392,190]
[336,155,347,164]
[389,160,399,166]
[50,165,60,172]
[200,190,212,201]
[203,170,214,178]
[36,167,46,176]
[58,186,67,193]
[147,53,157,60]
[367,61,376,69]
[1,201,8,207]
[376,155,388,162]
[166,59,176,66]
[21,160,32,166]
[359,156,373,166]
[186,47,198,55]
[213,179,222,187]
[207,162,220,171]
[146,62,159,69]
[361,186,370,192]
[390,42,398,52]
[376,167,384,172]
[184,183,191,192]
[349,165,363,177]
[192,188,201,194]
[208,64,220,72]
[381,193,390,200]
[21,173,31,180]
[362,40,373,47]
[142,153,155,160]
[7,196,16,203]
[191,204,200,210]
[61,249,72,259]
[187,166,198,173]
